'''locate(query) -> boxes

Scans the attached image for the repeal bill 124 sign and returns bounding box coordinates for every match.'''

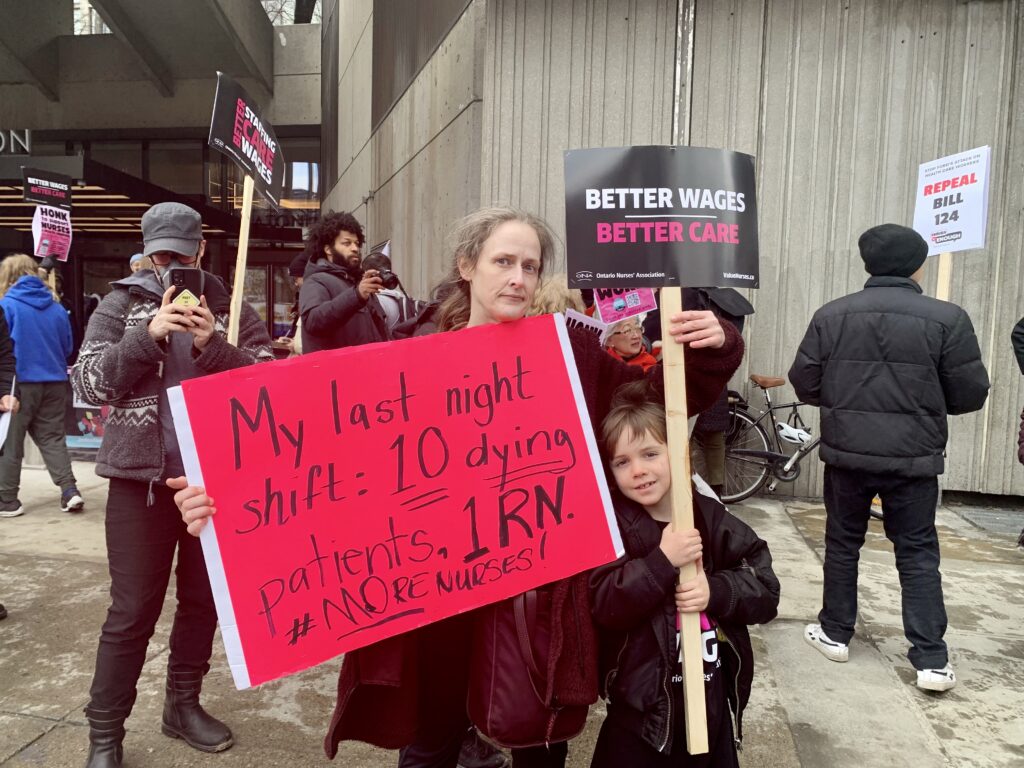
[208,72,285,207]
[564,146,759,289]
[169,314,623,689]
[912,146,991,257]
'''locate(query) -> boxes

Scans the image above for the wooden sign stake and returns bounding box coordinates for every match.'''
[935,251,952,302]
[227,174,255,346]
[659,286,709,755]
[933,250,952,509]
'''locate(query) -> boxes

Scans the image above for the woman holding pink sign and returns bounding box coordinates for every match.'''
[172,206,743,768]
[604,318,658,372]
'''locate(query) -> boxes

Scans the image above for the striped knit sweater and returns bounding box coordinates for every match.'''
[71,271,274,482]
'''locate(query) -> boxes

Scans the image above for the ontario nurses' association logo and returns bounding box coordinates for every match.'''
[574,270,594,282]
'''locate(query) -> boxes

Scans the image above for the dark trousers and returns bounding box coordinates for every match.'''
[88,478,218,714]
[819,465,948,670]
[0,381,76,501]
[589,714,737,768]
[397,616,569,768]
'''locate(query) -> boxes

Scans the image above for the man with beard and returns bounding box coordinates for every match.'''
[300,212,508,768]
[300,212,389,352]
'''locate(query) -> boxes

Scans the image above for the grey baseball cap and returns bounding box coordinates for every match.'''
[142,202,203,258]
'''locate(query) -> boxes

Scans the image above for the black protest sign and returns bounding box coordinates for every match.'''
[208,72,285,208]
[22,167,72,211]
[564,146,759,289]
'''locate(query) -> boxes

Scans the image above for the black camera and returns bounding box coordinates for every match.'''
[377,268,399,290]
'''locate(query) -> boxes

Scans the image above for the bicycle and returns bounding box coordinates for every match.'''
[692,374,821,504]
[692,375,883,519]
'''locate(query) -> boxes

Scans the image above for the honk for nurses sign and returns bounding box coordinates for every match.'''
[564,146,760,289]
[170,314,622,689]
[31,205,72,262]
[208,72,285,208]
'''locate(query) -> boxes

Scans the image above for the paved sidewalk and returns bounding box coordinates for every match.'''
[1,463,1022,767]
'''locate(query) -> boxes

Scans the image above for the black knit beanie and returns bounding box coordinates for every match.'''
[288,251,310,278]
[858,224,928,277]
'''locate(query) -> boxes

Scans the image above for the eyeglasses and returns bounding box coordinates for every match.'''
[149,251,199,266]
[610,325,643,337]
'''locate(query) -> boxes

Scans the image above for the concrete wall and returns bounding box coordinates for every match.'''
[330,0,1023,496]
[326,0,373,213]
[687,0,1024,496]
[268,24,322,126]
[324,0,484,299]
[480,0,679,272]
[0,24,320,129]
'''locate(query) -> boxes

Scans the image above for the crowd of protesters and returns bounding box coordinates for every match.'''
[0,199,1016,768]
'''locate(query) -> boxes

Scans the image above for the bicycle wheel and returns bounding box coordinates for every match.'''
[720,409,773,503]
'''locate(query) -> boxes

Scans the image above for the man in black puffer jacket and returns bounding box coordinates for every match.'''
[300,212,389,352]
[789,223,989,693]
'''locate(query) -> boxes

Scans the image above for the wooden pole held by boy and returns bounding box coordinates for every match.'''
[226,174,255,346]
[659,286,710,755]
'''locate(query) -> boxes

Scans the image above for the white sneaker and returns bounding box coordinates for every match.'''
[803,623,849,662]
[916,665,956,692]
[0,500,23,517]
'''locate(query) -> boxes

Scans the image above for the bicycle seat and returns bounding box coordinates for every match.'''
[750,374,786,389]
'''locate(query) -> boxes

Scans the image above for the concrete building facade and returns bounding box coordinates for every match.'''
[0,0,322,344]
[323,0,1024,497]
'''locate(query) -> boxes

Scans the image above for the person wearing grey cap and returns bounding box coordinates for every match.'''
[789,223,989,694]
[72,202,274,768]
[129,253,151,273]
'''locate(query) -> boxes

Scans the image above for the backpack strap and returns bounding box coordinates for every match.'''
[514,591,545,701]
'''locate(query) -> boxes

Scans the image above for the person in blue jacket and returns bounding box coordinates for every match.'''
[0,253,83,517]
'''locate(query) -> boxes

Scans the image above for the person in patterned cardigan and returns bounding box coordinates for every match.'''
[72,203,274,768]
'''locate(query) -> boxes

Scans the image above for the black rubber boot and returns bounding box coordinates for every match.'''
[458,727,510,768]
[161,671,233,753]
[84,707,125,768]
[711,484,724,499]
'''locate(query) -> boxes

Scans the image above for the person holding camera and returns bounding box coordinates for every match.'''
[300,212,390,352]
[72,202,274,768]
[362,250,426,332]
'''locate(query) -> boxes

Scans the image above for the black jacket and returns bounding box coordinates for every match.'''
[686,288,751,434]
[391,301,440,339]
[590,489,779,752]
[789,276,989,477]
[1011,316,1024,375]
[0,313,16,398]
[300,258,389,353]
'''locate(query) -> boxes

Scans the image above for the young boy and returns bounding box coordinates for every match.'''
[589,381,780,767]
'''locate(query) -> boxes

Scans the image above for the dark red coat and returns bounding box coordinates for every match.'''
[324,322,744,758]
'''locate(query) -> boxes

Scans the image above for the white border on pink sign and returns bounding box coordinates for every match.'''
[169,385,252,690]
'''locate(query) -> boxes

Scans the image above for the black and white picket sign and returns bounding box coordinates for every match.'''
[21,167,72,211]
[564,146,759,289]
[208,72,285,209]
